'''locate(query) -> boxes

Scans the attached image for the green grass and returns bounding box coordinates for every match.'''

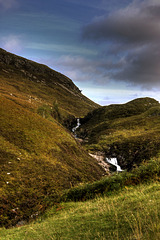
[0,182,159,240]
[0,49,103,227]
[77,98,160,169]
[0,48,99,121]
[1,49,160,239]
[0,95,104,227]
[61,157,160,202]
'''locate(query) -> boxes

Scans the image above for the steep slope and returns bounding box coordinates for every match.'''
[0,95,104,227]
[76,97,160,169]
[0,49,104,227]
[0,48,99,127]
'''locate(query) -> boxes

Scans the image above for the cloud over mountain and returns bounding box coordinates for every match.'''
[82,0,160,89]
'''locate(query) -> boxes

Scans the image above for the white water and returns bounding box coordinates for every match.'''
[72,120,123,172]
[106,158,123,172]
[72,118,81,133]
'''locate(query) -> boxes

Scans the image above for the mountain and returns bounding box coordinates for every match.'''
[76,97,160,169]
[0,49,104,227]
[0,48,99,127]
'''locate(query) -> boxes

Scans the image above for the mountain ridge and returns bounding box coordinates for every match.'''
[0,48,80,93]
[0,48,99,124]
[0,48,104,227]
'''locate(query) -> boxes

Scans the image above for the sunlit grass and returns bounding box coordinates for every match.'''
[0,182,159,240]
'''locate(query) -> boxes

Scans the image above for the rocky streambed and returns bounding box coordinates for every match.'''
[72,119,124,174]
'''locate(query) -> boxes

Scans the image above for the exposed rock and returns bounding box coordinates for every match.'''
[16,220,27,227]
[89,152,110,174]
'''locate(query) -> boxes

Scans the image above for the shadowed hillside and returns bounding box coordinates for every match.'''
[76,97,160,169]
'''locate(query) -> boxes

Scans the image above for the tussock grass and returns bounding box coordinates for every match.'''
[61,157,160,202]
[0,182,159,239]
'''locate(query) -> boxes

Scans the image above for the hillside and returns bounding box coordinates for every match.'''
[1,157,160,239]
[0,48,99,127]
[1,48,160,235]
[0,49,104,227]
[0,95,104,227]
[1,184,160,240]
[76,97,160,169]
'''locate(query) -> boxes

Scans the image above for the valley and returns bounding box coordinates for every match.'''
[0,49,160,239]
[75,97,160,170]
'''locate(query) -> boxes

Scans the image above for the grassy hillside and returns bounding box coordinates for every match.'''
[0,48,99,127]
[76,98,160,169]
[0,94,104,227]
[1,48,160,239]
[0,49,103,227]
[1,157,160,240]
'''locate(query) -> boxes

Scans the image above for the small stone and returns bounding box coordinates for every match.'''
[16,220,27,227]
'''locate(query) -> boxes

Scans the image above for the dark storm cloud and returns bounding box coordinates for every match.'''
[82,0,160,89]
[112,44,160,88]
[83,0,160,44]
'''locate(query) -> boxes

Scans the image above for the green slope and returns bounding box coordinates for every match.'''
[0,48,99,126]
[0,94,104,227]
[76,97,160,169]
[1,164,160,239]
[0,49,103,227]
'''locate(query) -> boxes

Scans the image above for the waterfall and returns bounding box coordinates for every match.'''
[72,118,81,133]
[106,157,123,172]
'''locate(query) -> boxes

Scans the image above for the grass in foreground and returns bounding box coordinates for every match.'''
[0,182,160,240]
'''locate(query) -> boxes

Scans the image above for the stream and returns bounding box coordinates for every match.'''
[106,158,123,172]
[72,118,81,135]
[72,119,124,172]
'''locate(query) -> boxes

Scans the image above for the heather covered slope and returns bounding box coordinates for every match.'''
[0,93,104,227]
[0,48,99,125]
[76,97,160,169]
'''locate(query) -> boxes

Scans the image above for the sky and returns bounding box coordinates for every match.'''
[1,0,160,105]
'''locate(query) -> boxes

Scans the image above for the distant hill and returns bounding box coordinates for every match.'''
[0,49,103,227]
[76,97,160,169]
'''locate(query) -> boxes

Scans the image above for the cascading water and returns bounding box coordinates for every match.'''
[72,120,123,172]
[72,118,81,135]
[106,157,123,172]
